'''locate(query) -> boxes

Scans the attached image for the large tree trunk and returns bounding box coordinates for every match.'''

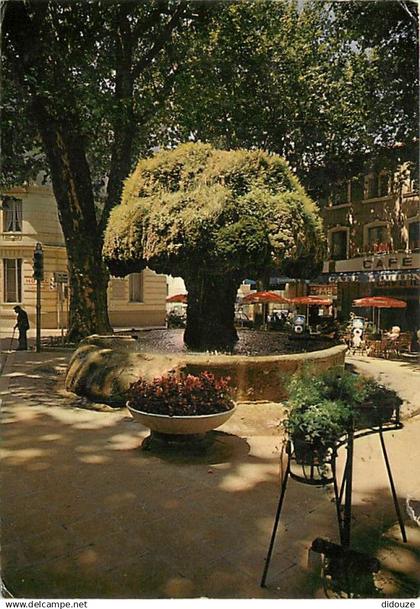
[183,274,240,351]
[31,99,113,342]
[4,1,112,342]
[67,247,111,343]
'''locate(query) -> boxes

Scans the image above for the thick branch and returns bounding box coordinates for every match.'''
[100,3,137,233]
[132,4,186,80]
[398,1,418,25]
[3,0,98,239]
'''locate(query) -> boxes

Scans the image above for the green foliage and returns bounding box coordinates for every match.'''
[1,0,216,340]
[356,378,402,426]
[333,1,418,146]
[104,142,325,279]
[284,398,352,447]
[316,367,368,407]
[2,0,417,195]
[285,367,353,445]
[284,367,402,447]
[166,0,418,187]
[1,1,212,193]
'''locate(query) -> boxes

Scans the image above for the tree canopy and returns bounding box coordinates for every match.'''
[2,0,417,341]
[165,0,418,188]
[1,0,212,340]
[104,142,325,349]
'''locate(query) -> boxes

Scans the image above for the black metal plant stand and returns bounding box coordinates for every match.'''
[260,416,407,588]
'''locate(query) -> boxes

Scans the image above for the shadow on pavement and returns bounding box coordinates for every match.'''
[1,352,419,599]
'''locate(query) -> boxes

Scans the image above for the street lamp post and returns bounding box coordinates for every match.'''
[33,242,44,352]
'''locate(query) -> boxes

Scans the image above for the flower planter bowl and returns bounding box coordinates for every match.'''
[127,403,236,435]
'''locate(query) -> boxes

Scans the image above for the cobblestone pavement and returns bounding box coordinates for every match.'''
[0,348,419,599]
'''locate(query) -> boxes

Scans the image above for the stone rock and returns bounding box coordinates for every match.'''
[65,335,347,407]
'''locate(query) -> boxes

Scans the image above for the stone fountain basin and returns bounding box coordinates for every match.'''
[65,335,347,407]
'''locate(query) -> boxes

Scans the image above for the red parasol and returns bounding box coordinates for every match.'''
[288,295,332,325]
[288,295,332,306]
[352,296,407,309]
[352,296,406,330]
[241,291,290,305]
[166,293,188,304]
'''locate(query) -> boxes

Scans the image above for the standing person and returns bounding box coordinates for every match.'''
[13,305,30,351]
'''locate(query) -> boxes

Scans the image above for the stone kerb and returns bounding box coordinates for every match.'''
[65,335,347,407]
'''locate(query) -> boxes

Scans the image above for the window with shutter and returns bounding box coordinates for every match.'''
[3,259,22,303]
[128,272,144,302]
[2,199,22,232]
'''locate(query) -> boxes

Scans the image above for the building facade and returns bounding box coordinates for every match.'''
[0,184,166,334]
[319,158,419,330]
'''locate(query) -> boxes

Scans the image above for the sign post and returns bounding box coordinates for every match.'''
[33,242,44,352]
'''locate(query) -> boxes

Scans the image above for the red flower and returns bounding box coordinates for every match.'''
[127,371,234,416]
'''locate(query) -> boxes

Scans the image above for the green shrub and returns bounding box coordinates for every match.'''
[284,398,352,448]
[284,367,401,448]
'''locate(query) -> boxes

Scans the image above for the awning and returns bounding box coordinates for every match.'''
[318,269,420,283]
[242,276,297,287]
[269,276,296,286]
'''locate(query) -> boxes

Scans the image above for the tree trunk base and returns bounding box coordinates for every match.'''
[183,275,240,352]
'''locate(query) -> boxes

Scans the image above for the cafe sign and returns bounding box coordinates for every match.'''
[324,252,420,275]
[326,270,420,283]
[309,284,337,297]
[362,254,415,270]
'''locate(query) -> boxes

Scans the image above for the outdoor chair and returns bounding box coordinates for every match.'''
[384,333,411,359]
[367,339,387,358]
[349,337,368,356]
[385,338,399,359]
[396,333,412,356]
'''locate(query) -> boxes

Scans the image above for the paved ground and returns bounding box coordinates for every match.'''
[0,344,419,599]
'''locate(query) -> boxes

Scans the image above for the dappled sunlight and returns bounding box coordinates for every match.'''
[1,447,51,464]
[37,406,121,429]
[38,433,63,442]
[3,408,43,423]
[163,577,195,598]
[248,439,285,461]
[77,548,100,567]
[378,542,419,579]
[218,460,280,492]
[106,431,147,451]
[1,350,419,599]
[79,455,111,465]
[5,372,45,380]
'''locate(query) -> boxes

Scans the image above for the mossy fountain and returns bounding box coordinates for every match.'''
[65,144,346,406]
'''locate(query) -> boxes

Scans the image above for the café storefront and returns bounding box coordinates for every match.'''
[319,252,420,331]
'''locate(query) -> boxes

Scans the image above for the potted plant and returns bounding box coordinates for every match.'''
[283,372,352,482]
[127,371,236,440]
[283,367,402,476]
[284,399,352,463]
[319,367,401,428]
[353,379,401,428]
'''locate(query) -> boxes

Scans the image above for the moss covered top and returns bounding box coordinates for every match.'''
[103,142,325,279]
